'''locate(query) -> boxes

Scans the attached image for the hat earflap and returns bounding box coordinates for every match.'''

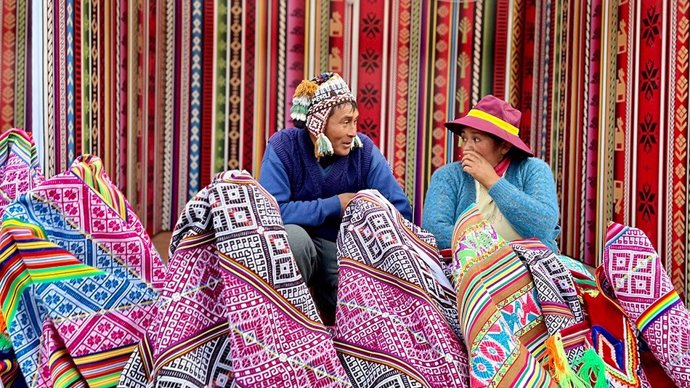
[351,135,363,150]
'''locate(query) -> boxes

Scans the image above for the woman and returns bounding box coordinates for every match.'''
[422,94,560,252]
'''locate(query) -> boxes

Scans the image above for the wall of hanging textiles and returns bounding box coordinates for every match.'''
[0,0,689,304]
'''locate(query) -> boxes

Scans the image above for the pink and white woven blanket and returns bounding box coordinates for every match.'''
[603,222,690,386]
[334,190,470,387]
[119,171,349,387]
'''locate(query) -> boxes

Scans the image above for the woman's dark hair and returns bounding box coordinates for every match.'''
[485,132,528,160]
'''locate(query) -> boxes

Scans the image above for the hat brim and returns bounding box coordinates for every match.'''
[445,116,534,157]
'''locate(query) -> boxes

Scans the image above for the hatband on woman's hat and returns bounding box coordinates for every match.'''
[445,95,533,156]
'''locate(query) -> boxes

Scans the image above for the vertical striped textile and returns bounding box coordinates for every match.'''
[0,1,687,305]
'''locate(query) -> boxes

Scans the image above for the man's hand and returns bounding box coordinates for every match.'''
[461,151,500,188]
[338,192,357,215]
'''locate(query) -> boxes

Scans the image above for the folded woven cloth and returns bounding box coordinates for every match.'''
[334,189,469,387]
[450,205,554,387]
[603,222,690,386]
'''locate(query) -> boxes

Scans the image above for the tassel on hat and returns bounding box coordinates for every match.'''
[290,79,319,126]
[351,135,362,150]
[315,132,334,158]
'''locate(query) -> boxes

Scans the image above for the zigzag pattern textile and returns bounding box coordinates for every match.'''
[118,170,349,387]
[450,205,553,387]
[603,222,690,387]
[0,128,43,387]
[0,155,166,387]
[334,190,469,387]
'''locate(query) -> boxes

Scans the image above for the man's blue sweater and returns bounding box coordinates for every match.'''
[259,128,412,241]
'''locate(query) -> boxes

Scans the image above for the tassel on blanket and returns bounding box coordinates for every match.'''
[576,348,607,388]
[544,333,588,388]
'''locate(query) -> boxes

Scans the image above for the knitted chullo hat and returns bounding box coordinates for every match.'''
[290,72,362,159]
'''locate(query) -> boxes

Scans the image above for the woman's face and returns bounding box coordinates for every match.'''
[459,127,511,167]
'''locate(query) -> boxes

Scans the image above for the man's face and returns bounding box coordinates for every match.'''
[323,104,359,157]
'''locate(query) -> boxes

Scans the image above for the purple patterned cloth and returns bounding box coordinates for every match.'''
[119,171,349,387]
[603,222,689,386]
[334,190,470,387]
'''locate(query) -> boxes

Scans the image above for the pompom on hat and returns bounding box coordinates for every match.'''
[445,95,533,157]
[290,72,361,159]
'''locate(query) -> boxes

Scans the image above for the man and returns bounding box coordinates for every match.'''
[259,72,412,323]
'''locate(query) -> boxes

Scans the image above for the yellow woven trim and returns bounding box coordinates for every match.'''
[466,109,519,135]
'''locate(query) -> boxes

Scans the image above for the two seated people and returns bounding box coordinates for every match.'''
[259,72,558,325]
[2,72,684,386]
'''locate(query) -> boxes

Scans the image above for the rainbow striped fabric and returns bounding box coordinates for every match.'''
[509,239,587,364]
[0,128,44,387]
[0,155,166,387]
[450,205,554,387]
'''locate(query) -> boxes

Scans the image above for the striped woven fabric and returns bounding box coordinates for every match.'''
[450,205,554,387]
[69,154,127,220]
[603,222,690,386]
[0,155,166,387]
[0,128,44,387]
[119,170,349,387]
[334,190,469,387]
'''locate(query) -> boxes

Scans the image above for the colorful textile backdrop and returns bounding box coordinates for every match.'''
[0,1,688,303]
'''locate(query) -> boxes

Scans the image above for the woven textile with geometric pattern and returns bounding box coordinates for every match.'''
[0,155,166,387]
[509,239,587,364]
[450,205,554,387]
[603,222,690,386]
[119,170,350,387]
[0,129,44,217]
[334,190,469,387]
[0,128,43,388]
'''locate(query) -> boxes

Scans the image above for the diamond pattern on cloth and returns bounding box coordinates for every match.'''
[603,222,690,386]
[334,190,469,387]
[450,205,554,387]
[509,239,587,363]
[119,170,350,387]
[0,155,165,387]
